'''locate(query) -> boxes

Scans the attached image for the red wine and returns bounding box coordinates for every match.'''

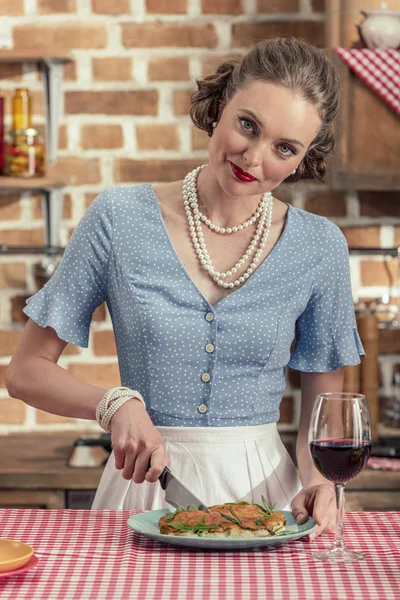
[310,439,371,484]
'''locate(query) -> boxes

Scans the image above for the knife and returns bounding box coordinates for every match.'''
[158,466,211,513]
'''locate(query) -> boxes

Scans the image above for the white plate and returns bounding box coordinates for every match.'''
[127,509,317,550]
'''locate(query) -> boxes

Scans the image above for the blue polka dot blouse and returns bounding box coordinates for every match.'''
[24,185,365,427]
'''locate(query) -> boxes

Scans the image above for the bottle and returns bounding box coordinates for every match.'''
[12,88,32,131]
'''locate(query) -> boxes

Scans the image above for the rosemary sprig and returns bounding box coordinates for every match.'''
[164,507,183,522]
[228,506,242,525]
[169,518,217,537]
[254,496,276,516]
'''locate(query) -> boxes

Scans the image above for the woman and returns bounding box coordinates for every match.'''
[5,38,364,541]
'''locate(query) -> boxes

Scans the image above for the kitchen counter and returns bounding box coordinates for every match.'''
[0,432,399,510]
[0,508,399,599]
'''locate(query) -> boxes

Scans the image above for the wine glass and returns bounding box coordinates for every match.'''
[309,392,372,562]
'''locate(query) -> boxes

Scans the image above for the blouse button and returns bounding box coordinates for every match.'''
[198,404,208,414]
[205,343,215,353]
[205,312,214,322]
[201,373,211,383]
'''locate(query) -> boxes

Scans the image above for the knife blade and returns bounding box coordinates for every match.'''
[158,466,211,512]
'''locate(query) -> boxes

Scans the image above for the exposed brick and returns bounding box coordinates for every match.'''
[360,191,400,217]
[173,88,195,116]
[201,54,241,76]
[148,57,189,81]
[0,365,7,387]
[191,125,209,151]
[115,159,203,183]
[38,0,76,13]
[47,158,101,185]
[202,0,243,14]
[0,398,25,425]
[91,0,130,13]
[65,90,158,116]
[0,330,22,356]
[68,363,120,388]
[231,21,325,47]
[278,395,294,423]
[0,195,21,220]
[341,227,380,248]
[311,0,325,11]
[13,24,107,52]
[305,190,346,217]
[0,63,23,80]
[136,123,179,151]
[93,303,107,322]
[257,0,299,12]
[64,61,77,81]
[92,331,117,356]
[92,57,133,81]
[122,23,218,49]
[1,0,24,15]
[11,295,30,323]
[394,228,400,247]
[81,124,124,150]
[0,229,44,246]
[146,0,187,12]
[84,193,99,209]
[59,125,68,150]
[379,327,400,355]
[0,264,26,289]
[360,259,397,287]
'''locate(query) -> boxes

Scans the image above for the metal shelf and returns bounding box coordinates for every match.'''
[0,245,64,255]
[349,247,400,257]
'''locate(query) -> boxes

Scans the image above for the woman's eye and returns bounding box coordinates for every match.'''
[278,144,295,156]
[239,118,255,133]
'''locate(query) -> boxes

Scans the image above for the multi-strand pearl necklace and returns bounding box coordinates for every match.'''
[183,165,273,289]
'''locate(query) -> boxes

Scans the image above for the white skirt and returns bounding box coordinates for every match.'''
[91,423,302,511]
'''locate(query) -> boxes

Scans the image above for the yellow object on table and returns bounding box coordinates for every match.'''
[0,538,34,573]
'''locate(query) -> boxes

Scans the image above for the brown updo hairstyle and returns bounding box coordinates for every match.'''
[190,37,340,182]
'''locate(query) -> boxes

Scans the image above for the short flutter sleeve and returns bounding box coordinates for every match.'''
[288,222,365,372]
[23,190,113,347]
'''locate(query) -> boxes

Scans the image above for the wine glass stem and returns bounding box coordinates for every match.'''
[332,483,346,551]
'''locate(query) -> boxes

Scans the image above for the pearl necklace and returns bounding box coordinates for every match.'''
[183,165,273,289]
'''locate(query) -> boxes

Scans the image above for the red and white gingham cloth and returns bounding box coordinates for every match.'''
[335,48,400,116]
[367,456,400,471]
[0,509,399,599]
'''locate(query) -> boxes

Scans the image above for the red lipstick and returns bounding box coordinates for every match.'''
[230,162,257,183]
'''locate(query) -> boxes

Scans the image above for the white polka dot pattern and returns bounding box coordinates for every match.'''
[23,185,365,427]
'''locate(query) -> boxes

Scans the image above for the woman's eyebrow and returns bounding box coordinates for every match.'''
[238,108,305,148]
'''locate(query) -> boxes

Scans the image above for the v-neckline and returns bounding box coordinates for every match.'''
[148,184,291,310]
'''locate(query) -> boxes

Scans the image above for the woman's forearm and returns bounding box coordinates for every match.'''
[6,357,107,420]
[296,368,344,488]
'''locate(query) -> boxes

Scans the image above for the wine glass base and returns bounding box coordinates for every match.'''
[312,548,366,563]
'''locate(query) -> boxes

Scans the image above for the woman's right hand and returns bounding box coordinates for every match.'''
[110,398,168,484]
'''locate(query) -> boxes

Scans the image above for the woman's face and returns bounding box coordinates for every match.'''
[208,79,322,195]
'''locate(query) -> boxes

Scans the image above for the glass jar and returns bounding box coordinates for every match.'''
[4,128,46,178]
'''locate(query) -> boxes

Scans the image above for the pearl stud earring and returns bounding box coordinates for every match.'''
[212,121,218,128]
[292,169,296,174]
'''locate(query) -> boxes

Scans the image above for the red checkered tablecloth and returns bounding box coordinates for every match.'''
[335,48,400,116]
[0,509,399,599]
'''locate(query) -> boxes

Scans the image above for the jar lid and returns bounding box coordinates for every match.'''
[10,128,38,136]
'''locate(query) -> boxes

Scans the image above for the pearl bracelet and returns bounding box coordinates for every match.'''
[96,387,146,432]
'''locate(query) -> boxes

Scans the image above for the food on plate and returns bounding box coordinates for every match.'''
[158,497,291,538]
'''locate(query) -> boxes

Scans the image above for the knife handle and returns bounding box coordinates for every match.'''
[147,459,170,489]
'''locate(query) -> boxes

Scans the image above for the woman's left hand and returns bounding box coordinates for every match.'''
[291,483,337,541]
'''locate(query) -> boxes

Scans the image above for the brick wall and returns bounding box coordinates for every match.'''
[0,0,397,434]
